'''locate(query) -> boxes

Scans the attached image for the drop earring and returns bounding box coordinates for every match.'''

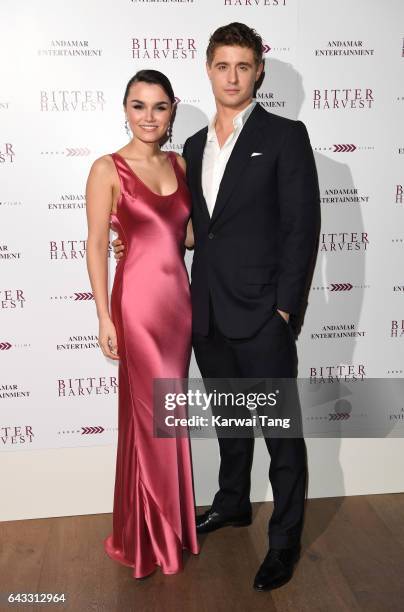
[125,119,131,139]
[168,123,173,144]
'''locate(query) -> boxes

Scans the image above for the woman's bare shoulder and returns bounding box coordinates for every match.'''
[87,155,120,190]
[89,154,116,175]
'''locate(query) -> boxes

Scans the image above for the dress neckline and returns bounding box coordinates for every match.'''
[113,151,179,198]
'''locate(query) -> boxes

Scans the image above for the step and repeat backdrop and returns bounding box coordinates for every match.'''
[1,0,403,453]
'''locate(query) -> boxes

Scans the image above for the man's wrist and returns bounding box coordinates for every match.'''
[276,308,290,323]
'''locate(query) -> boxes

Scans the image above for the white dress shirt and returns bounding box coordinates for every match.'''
[202,101,256,216]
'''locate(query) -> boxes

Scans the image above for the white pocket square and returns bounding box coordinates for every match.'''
[251,152,263,157]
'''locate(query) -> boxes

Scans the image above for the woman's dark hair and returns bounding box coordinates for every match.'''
[123,69,176,106]
[206,22,263,66]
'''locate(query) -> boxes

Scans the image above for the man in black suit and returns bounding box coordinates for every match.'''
[113,22,320,591]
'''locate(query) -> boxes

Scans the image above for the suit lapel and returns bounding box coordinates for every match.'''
[210,104,265,227]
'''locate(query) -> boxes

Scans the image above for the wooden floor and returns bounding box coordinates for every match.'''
[1,494,404,612]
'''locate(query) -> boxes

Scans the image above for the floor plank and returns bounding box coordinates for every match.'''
[1,495,404,612]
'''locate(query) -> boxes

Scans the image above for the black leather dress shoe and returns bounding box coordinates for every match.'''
[196,509,252,534]
[253,544,301,591]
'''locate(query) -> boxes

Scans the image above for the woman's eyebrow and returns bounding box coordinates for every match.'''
[129,99,169,105]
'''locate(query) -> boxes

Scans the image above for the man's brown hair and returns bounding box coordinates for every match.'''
[206,22,263,66]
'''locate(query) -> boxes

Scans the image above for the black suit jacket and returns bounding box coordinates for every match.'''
[182,103,321,338]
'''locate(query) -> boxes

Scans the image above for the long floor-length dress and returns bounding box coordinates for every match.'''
[104,151,199,578]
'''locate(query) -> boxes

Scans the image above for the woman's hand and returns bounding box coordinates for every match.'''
[98,316,119,360]
[185,218,194,249]
[112,237,125,259]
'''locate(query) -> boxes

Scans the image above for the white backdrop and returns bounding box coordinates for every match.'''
[1,0,403,520]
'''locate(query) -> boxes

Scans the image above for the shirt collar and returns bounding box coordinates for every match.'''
[207,100,257,142]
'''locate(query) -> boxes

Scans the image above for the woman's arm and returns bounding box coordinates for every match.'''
[85,156,119,359]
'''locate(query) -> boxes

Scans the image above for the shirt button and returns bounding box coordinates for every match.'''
[208,232,214,239]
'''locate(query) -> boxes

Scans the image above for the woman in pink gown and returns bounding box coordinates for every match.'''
[85,70,199,578]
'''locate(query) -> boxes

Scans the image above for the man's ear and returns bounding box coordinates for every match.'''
[256,61,264,82]
[206,61,212,80]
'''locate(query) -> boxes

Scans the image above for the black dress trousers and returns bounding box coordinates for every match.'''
[192,297,308,549]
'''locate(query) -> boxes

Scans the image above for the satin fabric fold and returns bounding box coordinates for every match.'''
[104,151,199,578]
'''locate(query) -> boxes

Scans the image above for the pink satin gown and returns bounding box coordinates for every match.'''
[104,151,199,578]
